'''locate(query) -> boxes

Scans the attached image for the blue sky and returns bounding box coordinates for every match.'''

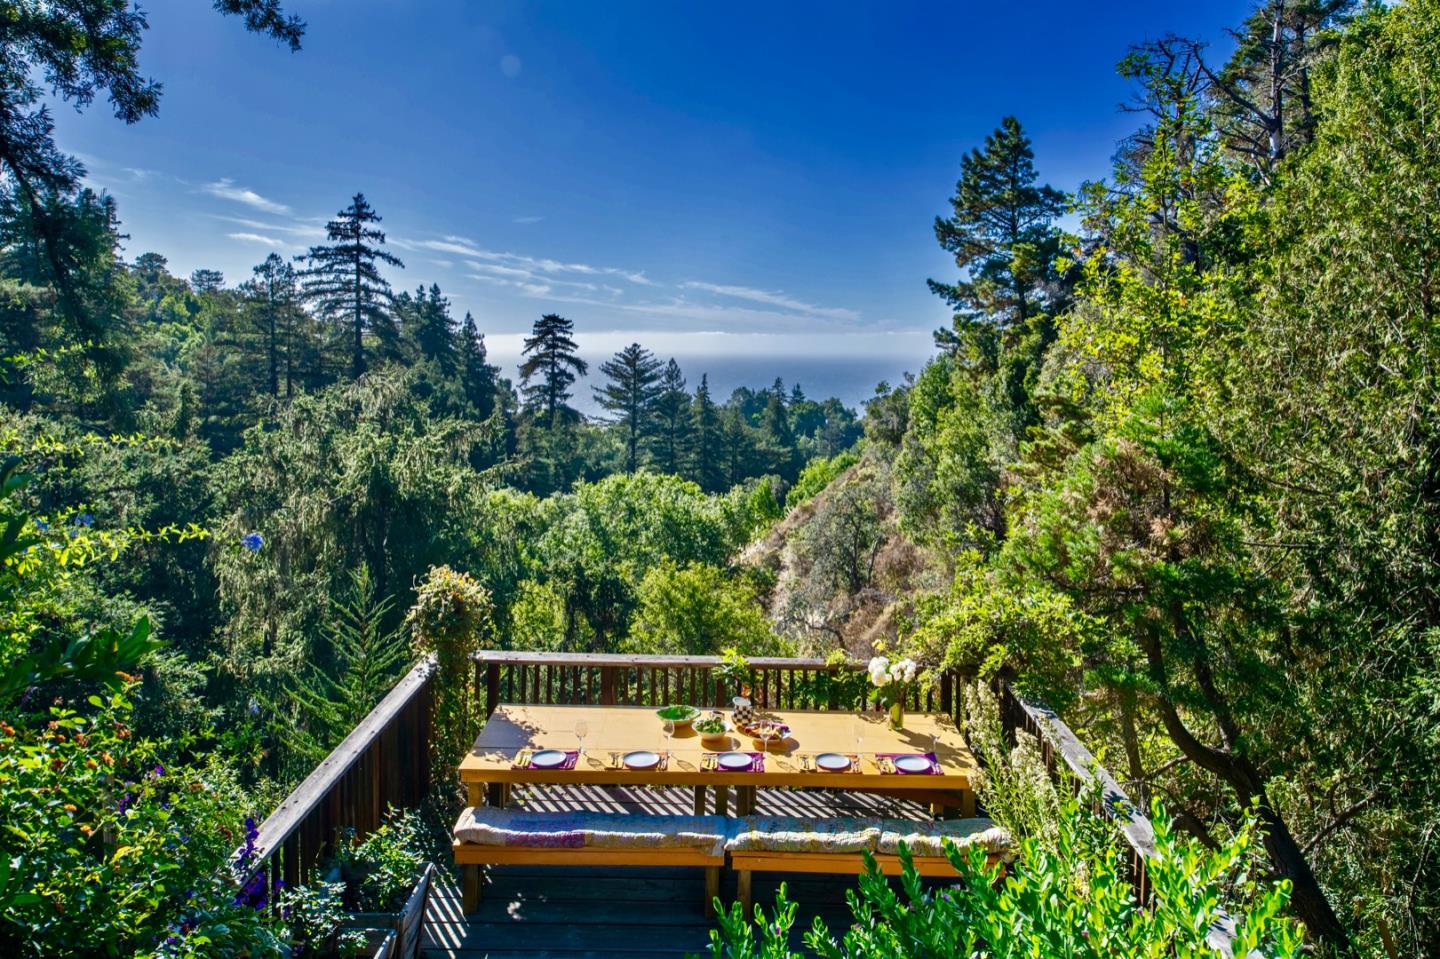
[61,0,1250,397]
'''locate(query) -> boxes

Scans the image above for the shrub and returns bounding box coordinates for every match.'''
[327,808,428,913]
[408,565,493,774]
[701,796,1302,959]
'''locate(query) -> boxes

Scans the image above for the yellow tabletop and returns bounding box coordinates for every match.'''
[458,704,979,793]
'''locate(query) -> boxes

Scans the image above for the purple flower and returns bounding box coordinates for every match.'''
[74,513,93,528]
[34,519,48,532]
[241,532,263,552]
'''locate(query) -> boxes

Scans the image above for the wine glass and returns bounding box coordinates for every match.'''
[853,716,866,762]
[574,719,589,759]
[662,719,675,761]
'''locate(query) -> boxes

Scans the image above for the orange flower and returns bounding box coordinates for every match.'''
[63,803,77,813]
[84,758,97,769]
[100,752,114,766]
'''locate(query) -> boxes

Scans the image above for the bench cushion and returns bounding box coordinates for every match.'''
[726,815,1012,861]
[725,816,880,854]
[454,806,728,858]
[874,817,1012,860]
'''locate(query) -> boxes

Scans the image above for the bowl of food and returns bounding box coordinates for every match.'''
[655,704,701,728]
[742,719,791,751]
[693,713,730,745]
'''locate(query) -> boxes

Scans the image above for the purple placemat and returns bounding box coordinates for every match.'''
[705,751,765,773]
[516,749,580,770]
[876,752,941,775]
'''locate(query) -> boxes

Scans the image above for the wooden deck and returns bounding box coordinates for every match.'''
[423,784,942,958]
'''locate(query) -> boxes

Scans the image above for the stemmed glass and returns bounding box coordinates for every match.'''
[662,719,675,762]
[853,716,867,765]
[574,719,589,759]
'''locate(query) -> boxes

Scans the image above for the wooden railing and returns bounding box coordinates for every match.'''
[471,650,958,717]
[999,682,1245,958]
[236,655,437,888]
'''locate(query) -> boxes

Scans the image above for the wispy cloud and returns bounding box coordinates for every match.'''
[513,215,544,224]
[399,234,654,289]
[212,215,326,242]
[681,281,859,322]
[202,178,291,216]
[228,232,285,247]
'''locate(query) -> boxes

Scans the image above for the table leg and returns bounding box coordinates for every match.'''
[958,789,976,818]
[712,786,729,816]
[486,782,505,808]
[693,786,706,816]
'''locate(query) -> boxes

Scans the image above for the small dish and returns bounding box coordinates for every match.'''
[528,749,569,769]
[717,751,754,771]
[893,754,935,774]
[623,750,662,770]
[814,752,852,772]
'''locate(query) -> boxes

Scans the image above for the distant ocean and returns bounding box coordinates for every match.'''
[485,331,935,417]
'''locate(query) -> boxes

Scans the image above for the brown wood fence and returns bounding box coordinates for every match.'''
[235,654,437,889]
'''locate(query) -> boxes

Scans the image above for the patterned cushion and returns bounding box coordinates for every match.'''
[725,815,881,853]
[454,807,728,857]
[874,818,1013,860]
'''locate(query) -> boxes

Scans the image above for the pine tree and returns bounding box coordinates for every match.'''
[650,358,693,475]
[241,253,302,398]
[760,387,797,477]
[518,313,587,428]
[408,283,456,376]
[927,116,1068,349]
[721,407,756,488]
[284,567,408,770]
[296,193,404,378]
[690,374,726,491]
[594,343,663,473]
[457,311,499,420]
[189,268,224,294]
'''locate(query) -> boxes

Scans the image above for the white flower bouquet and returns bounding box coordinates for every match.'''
[868,655,917,729]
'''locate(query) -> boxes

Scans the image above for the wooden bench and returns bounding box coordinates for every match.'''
[452,807,727,915]
[725,816,1012,916]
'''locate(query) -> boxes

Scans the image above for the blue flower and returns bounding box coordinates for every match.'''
[34,519,48,532]
[241,532,263,552]
[74,513,93,528]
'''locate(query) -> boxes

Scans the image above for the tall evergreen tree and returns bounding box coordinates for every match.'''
[296,193,404,378]
[456,311,499,420]
[189,268,224,294]
[406,283,456,375]
[594,343,662,474]
[690,373,725,492]
[518,313,587,428]
[721,407,756,488]
[650,358,692,475]
[241,253,302,398]
[927,116,1068,350]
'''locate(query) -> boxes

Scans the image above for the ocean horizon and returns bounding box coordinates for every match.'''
[484,330,936,416]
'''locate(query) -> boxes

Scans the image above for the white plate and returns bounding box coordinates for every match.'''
[814,752,851,772]
[893,754,934,774]
[529,749,568,769]
[623,750,661,770]
[718,751,754,771]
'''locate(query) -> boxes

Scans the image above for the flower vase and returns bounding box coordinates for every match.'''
[888,701,905,731]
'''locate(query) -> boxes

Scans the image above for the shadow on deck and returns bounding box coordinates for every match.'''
[423,784,943,959]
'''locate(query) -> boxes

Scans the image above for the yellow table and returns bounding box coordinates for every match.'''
[459,704,979,816]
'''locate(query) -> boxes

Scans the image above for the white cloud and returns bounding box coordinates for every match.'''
[212,215,326,241]
[228,232,285,247]
[681,281,859,322]
[410,234,652,288]
[202,178,291,215]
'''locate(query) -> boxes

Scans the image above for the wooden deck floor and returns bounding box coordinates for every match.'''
[422,784,942,958]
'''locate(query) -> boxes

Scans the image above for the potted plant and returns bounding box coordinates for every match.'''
[716,646,757,710]
[327,809,434,959]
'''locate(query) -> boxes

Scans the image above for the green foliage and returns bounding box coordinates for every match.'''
[0,688,258,958]
[327,807,427,912]
[626,561,786,656]
[787,449,859,511]
[408,565,492,771]
[703,797,1301,959]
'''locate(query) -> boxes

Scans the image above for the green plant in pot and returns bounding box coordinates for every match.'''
[326,809,434,959]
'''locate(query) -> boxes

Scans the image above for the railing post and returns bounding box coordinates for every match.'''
[485,660,501,718]
[600,665,615,705]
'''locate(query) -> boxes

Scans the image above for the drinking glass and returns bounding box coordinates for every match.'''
[574,719,589,758]
[662,719,675,760]
[853,716,866,759]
